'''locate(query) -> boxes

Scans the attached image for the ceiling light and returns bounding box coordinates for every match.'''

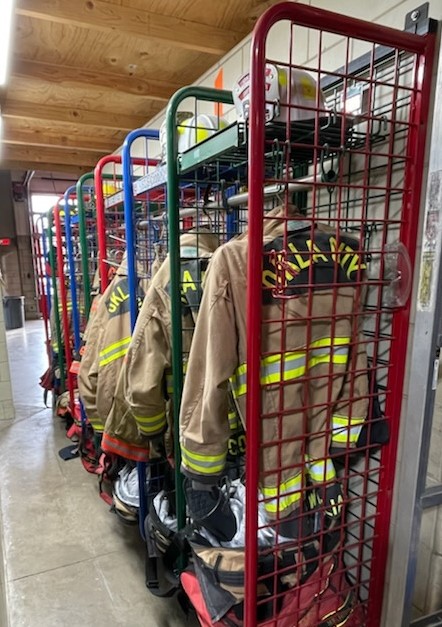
[0,0,14,86]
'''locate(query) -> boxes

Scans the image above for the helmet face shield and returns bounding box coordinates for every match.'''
[233,63,326,124]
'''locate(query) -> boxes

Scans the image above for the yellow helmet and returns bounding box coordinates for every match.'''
[159,111,193,162]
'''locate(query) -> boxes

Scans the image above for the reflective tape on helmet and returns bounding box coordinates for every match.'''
[331,414,365,444]
[98,336,131,367]
[231,336,350,398]
[261,473,303,514]
[181,445,227,475]
[134,410,167,436]
[305,456,336,483]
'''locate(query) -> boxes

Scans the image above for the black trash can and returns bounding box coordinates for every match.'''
[3,296,25,330]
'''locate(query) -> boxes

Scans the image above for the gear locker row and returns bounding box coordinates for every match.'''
[32,2,439,625]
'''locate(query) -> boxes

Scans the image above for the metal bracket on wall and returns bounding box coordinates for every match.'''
[405,3,433,34]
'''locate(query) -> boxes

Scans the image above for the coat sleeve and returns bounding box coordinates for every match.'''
[179,247,239,483]
[95,314,132,427]
[124,289,171,438]
[77,309,104,430]
[330,326,369,450]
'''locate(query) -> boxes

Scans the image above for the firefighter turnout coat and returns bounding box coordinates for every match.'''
[121,231,219,442]
[179,206,369,519]
[78,257,148,434]
[101,250,170,462]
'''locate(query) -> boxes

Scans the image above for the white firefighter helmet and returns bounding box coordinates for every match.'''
[177,113,228,153]
[159,111,193,162]
[233,63,326,124]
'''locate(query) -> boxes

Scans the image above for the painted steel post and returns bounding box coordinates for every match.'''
[47,208,65,390]
[76,172,95,319]
[63,186,81,353]
[166,86,233,532]
[122,128,160,540]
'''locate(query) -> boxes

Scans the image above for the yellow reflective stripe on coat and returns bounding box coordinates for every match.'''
[305,456,336,482]
[98,336,131,367]
[99,336,131,357]
[99,348,129,367]
[88,417,104,433]
[231,336,350,397]
[228,411,239,431]
[58,303,72,312]
[332,414,365,444]
[135,411,166,435]
[261,474,303,514]
[181,445,227,475]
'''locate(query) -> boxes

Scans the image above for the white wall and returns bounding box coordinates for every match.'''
[131,0,440,133]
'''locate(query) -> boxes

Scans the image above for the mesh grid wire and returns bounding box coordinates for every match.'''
[242,14,434,627]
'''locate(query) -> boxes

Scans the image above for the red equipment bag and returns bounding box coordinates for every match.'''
[181,552,365,626]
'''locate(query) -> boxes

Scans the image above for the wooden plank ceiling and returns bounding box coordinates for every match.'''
[1,0,276,175]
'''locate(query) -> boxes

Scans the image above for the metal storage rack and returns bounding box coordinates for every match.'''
[155,3,437,625]
[243,3,436,626]
[93,142,162,538]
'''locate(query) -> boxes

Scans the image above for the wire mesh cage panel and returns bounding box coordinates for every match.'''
[32,215,52,364]
[165,87,251,534]
[242,4,436,627]
[94,153,160,294]
[46,209,66,393]
[53,200,76,409]
[63,187,84,359]
[76,173,99,325]
[92,140,164,538]
[94,156,127,293]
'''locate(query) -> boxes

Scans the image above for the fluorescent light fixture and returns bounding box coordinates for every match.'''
[0,0,14,86]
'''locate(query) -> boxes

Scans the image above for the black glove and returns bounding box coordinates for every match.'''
[278,506,313,542]
[185,480,237,542]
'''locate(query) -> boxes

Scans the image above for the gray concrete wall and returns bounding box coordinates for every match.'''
[0,172,38,320]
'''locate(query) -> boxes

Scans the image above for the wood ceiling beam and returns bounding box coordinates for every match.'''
[2,145,102,168]
[15,0,245,55]
[0,160,91,176]
[2,129,120,153]
[2,101,147,131]
[13,58,178,102]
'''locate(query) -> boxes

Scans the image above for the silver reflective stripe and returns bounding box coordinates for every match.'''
[180,246,199,258]
[332,415,365,443]
[306,457,336,482]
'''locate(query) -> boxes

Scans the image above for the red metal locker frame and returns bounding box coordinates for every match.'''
[245,3,435,626]
[32,216,51,365]
[94,154,159,293]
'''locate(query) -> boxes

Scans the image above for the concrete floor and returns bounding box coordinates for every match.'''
[0,321,194,627]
